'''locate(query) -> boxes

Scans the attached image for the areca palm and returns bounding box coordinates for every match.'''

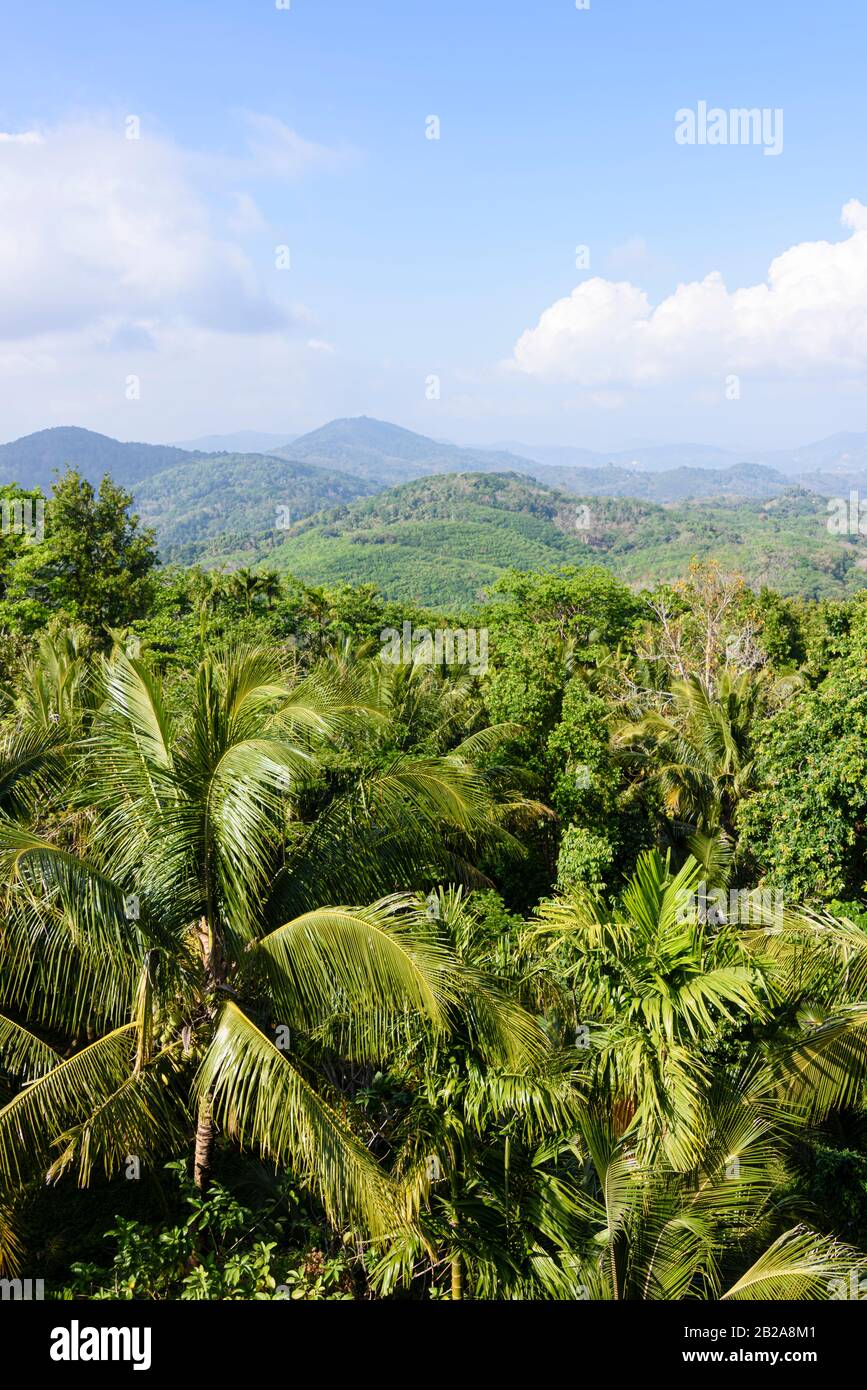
[368,888,579,1299]
[530,850,769,1169]
[227,568,268,616]
[0,644,518,1258]
[741,904,867,1119]
[563,1087,865,1300]
[193,570,233,641]
[257,572,282,610]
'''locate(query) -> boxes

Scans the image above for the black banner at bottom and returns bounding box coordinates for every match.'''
[0,1298,861,1377]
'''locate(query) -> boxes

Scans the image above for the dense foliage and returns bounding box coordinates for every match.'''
[2,475,867,1301]
[250,474,867,607]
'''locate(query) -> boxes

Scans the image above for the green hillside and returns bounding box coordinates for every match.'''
[253,472,602,606]
[274,415,535,485]
[135,452,379,562]
[224,471,867,606]
[5,424,865,604]
[0,426,189,490]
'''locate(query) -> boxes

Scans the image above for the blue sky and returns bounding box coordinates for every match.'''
[2,0,866,449]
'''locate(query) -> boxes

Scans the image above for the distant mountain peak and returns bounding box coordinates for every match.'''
[0,426,190,491]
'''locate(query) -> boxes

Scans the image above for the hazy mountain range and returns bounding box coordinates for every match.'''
[1,417,866,597]
[5,418,867,502]
[0,417,861,603]
[172,431,299,455]
[494,432,867,478]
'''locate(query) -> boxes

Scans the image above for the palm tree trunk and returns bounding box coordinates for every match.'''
[449,1170,463,1299]
[193,913,222,1191]
[450,1249,463,1301]
[193,1095,214,1191]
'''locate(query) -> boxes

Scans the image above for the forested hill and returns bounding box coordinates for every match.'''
[236,471,867,607]
[268,414,533,485]
[4,424,867,604]
[135,452,379,562]
[0,426,189,490]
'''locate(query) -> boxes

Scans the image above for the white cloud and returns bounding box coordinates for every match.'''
[238,112,343,180]
[512,202,867,386]
[0,115,358,439]
[0,117,337,342]
[227,191,270,237]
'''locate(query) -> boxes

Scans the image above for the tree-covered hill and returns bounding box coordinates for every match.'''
[0,426,190,490]
[270,415,538,485]
[4,425,867,603]
[222,471,867,606]
[524,459,794,502]
[135,452,380,563]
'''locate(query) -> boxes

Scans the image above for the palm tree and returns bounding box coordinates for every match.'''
[562,1088,865,1300]
[614,670,766,839]
[368,888,579,1299]
[271,644,546,912]
[530,849,768,1169]
[257,572,282,610]
[0,645,519,1255]
[193,571,232,643]
[10,624,95,734]
[742,903,867,1120]
[227,568,267,616]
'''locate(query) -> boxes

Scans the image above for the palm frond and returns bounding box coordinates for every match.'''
[0,1014,61,1082]
[722,1227,864,1301]
[0,1025,137,1185]
[198,1001,400,1236]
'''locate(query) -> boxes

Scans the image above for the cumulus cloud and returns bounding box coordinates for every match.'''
[0,117,333,341]
[512,203,867,386]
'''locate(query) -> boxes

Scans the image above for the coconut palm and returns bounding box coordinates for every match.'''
[614,669,768,838]
[272,644,546,912]
[0,644,524,1258]
[0,628,97,841]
